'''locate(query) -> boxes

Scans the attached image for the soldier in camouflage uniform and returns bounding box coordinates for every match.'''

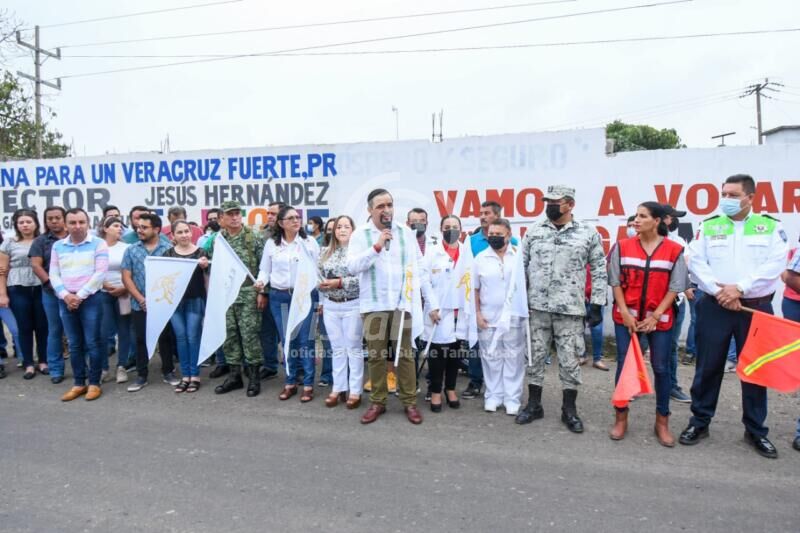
[211,201,267,397]
[515,185,607,432]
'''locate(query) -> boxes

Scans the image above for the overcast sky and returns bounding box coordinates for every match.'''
[5,0,800,156]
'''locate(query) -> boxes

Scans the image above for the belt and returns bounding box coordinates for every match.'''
[326,295,358,303]
[740,294,774,307]
[271,288,293,295]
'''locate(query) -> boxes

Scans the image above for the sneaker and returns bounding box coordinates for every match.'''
[116,367,128,384]
[680,353,695,365]
[127,378,148,392]
[363,379,372,392]
[545,356,551,365]
[484,402,498,413]
[162,372,180,386]
[387,371,397,393]
[318,380,330,387]
[100,370,110,383]
[724,360,736,373]
[505,405,520,416]
[462,382,482,399]
[424,389,432,402]
[670,387,691,403]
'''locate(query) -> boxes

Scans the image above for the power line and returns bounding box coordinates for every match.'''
[59,27,800,59]
[57,0,581,49]
[33,0,243,30]
[57,0,695,80]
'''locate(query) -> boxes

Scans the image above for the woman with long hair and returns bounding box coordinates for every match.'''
[164,220,209,393]
[607,201,688,446]
[97,216,132,384]
[0,209,47,379]
[318,215,363,408]
[256,205,320,402]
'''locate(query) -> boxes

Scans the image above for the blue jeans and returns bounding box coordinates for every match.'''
[584,303,604,362]
[42,289,65,377]
[99,292,132,369]
[269,289,315,387]
[0,314,6,350]
[669,301,686,390]
[260,304,279,372]
[614,324,672,416]
[170,297,205,378]
[60,292,103,387]
[467,343,483,387]
[686,288,700,355]
[312,294,333,384]
[8,285,47,368]
[726,338,737,363]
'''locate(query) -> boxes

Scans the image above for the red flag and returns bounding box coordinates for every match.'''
[737,310,800,393]
[611,334,654,408]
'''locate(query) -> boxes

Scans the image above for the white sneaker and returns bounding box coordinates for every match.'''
[484,402,498,413]
[724,360,737,373]
[505,405,520,416]
[100,370,110,383]
[116,367,128,384]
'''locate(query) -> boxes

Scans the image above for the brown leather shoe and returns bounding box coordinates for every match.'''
[405,405,423,425]
[654,413,675,447]
[609,409,628,440]
[85,385,102,401]
[61,386,88,402]
[360,403,386,424]
[325,392,346,408]
[593,360,610,371]
[346,396,362,410]
[279,386,297,401]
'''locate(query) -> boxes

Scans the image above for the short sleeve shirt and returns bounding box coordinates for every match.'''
[121,240,172,311]
[0,238,40,287]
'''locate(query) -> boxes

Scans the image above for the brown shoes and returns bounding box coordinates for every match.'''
[61,386,88,402]
[609,409,628,440]
[593,360,610,371]
[405,405,423,425]
[655,413,675,447]
[86,385,102,401]
[325,392,347,408]
[279,386,297,401]
[360,403,386,424]
[345,396,362,410]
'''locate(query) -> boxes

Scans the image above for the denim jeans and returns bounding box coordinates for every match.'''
[669,301,686,390]
[59,292,103,386]
[8,285,48,368]
[686,288,700,355]
[0,314,6,350]
[312,291,333,384]
[41,289,65,377]
[614,324,672,416]
[99,292,132,369]
[260,304,279,372]
[170,297,205,378]
[584,303,604,362]
[467,343,483,387]
[269,288,315,387]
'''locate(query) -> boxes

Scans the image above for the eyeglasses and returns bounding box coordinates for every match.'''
[281,216,301,222]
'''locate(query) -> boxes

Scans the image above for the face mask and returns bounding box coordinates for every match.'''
[443,229,460,245]
[305,224,314,233]
[487,236,506,250]
[720,197,743,217]
[667,219,679,232]
[207,221,220,232]
[413,222,426,237]
[626,227,637,238]
[545,204,563,222]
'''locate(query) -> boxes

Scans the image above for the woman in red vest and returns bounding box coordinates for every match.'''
[607,202,688,446]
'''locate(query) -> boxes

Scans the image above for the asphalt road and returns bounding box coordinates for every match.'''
[1,358,798,533]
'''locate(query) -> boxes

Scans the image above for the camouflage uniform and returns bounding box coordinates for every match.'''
[209,220,265,367]
[522,196,607,391]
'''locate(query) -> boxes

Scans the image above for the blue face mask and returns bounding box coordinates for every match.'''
[626,227,637,238]
[720,197,743,217]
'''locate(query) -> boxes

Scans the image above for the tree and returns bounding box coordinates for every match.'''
[606,120,685,153]
[0,11,68,160]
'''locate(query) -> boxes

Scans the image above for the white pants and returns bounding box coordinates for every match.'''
[322,299,364,395]
[478,326,525,411]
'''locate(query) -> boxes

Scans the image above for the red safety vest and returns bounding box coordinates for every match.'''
[612,237,684,331]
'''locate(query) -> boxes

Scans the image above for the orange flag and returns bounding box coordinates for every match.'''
[612,334,654,408]
[737,310,800,393]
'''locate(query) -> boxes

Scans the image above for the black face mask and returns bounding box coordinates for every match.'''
[206,221,220,232]
[443,229,460,245]
[487,236,506,250]
[668,219,679,232]
[413,223,426,237]
[545,204,563,222]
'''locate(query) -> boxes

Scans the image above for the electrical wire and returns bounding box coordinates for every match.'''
[56,0,695,79]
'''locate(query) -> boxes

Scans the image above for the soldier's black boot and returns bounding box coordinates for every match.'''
[515,384,544,425]
[246,364,261,397]
[215,365,243,394]
[561,389,584,433]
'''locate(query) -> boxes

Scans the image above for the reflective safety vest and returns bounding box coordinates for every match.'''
[612,237,685,331]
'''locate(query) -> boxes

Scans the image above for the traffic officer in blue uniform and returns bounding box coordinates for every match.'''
[680,174,788,458]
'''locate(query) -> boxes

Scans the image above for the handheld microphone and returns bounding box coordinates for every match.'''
[382,219,392,252]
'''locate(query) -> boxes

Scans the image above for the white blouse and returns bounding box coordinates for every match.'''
[257,236,320,290]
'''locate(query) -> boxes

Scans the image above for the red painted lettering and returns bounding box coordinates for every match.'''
[753,182,778,213]
[654,184,683,207]
[516,188,543,217]
[782,181,800,213]
[598,186,625,216]
[433,190,458,216]
[486,189,515,217]
[685,183,718,215]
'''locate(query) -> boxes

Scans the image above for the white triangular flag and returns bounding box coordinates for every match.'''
[145,256,198,359]
[282,242,318,372]
[487,244,529,353]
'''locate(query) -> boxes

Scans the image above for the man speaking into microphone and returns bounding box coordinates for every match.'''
[347,188,436,425]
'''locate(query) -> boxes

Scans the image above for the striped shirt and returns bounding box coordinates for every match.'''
[49,234,109,300]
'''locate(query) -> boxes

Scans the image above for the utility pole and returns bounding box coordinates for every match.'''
[16,26,61,158]
[741,78,782,145]
[391,106,399,140]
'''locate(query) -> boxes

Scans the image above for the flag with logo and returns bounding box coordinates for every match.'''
[145,256,197,359]
[737,310,800,393]
[198,235,253,363]
[487,245,529,353]
[453,236,478,348]
[282,241,318,372]
[611,334,654,408]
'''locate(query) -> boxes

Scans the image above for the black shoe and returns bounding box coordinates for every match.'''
[246,366,261,397]
[424,389,432,402]
[214,369,243,394]
[430,402,442,413]
[259,367,278,380]
[0,365,5,379]
[0,348,7,359]
[209,364,230,379]
[462,382,482,399]
[793,437,800,452]
[447,399,460,409]
[744,431,778,459]
[561,412,584,433]
[560,389,583,433]
[516,385,544,425]
[50,376,64,384]
[678,425,709,445]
